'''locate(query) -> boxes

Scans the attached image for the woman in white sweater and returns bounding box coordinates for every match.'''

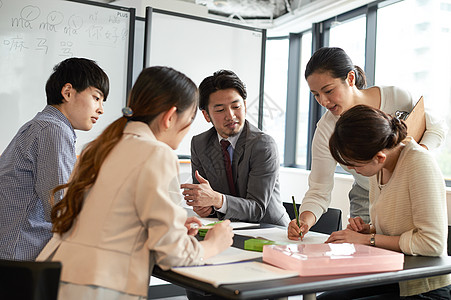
[37,66,234,299]
[320,105,451,299]
[289,47,447,239]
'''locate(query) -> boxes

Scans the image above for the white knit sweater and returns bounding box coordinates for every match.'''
[369,138,451,296]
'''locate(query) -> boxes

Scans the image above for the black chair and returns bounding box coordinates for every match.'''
[148,283,188,299]
[283,202,342,235]
[0,260,61,300]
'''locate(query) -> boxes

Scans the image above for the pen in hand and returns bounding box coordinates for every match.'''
[292,196,303,238]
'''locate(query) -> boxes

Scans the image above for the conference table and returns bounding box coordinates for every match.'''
[152,225,451,300]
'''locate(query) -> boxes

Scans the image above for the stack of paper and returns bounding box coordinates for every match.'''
[203,246,262,265]
[172,261,298,287]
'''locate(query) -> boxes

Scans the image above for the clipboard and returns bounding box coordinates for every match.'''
[395,96,426,143]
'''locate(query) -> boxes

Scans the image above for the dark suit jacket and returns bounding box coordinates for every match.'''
[190,120,290,226]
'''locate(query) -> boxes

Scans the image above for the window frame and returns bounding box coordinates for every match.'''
[263,36,291,160]
[285,5,374,170]
[264,0,450,187]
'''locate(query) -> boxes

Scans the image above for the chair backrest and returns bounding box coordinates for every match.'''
[283,202,342,235]
[310,208,342,235]
[0,260,61,300]
[448,226,451,256]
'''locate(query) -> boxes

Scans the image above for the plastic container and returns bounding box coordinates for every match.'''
[263,243,404,276]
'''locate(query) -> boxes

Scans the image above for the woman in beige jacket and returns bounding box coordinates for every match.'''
[37,66,234,300]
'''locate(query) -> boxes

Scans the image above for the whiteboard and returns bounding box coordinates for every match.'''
[145,8,265,157]
[132,17,145,85]
[0,0,134,154]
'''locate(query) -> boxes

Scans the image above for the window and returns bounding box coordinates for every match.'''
[263,37,289,159]
[267,0,450,186]
[305,12,367,172]
[375,0,451,181]
[295,31,312,168]
[328,14,367,74]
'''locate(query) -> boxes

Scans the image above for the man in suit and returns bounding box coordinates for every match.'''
[181,70,290,226]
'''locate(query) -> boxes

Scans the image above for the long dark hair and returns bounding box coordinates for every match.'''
[329,105,407,166]
[305,47,367,89]
[51,66,198,235]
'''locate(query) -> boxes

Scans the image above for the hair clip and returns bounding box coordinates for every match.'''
[395,110,409,121]
[122,107,133,118]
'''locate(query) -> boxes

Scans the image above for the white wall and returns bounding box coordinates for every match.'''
[180,162,451,228]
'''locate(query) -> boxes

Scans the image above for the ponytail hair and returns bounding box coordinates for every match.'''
[51,66,198,235]
[305,47,367,89]
[354,65,367,90]
[329,105,407,166]
[50,117,127,234]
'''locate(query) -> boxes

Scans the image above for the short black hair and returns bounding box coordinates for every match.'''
[45,57,110,105]
[198,70,246,111]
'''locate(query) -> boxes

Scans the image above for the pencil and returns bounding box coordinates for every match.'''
[292,196,303,237]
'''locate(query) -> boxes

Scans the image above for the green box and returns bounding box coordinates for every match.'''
[244,238,276,252]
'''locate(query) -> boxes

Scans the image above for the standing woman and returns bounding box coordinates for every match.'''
[322,105,451,299]
[288,47,447,239]
[37,66,234,300]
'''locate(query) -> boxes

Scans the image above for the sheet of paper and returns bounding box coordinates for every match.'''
[192,217,260,230]
[234,227,329,244]
[171,261,298,287]
[203,246,262,265]
[184,207,260,229]
[230,221,260,230]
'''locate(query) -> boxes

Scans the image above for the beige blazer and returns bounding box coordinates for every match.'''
[37,122,204,297]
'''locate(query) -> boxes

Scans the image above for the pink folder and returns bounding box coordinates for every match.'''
[263,243,404,276]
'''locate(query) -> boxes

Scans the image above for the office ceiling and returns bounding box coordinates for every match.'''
[97,0,307,20]
[93,0,368,35]
[191,0,291,20]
